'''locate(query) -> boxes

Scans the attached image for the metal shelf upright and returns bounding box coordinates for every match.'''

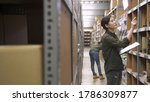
[44,0,61,85]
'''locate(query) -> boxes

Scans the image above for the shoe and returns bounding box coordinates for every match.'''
[99,74,105,80]
[93,74,99,79]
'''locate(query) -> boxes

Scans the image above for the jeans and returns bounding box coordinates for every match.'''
[89,50,102,76]
[106,71,122,85]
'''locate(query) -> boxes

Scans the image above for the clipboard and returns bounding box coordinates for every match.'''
[120,42,140,54]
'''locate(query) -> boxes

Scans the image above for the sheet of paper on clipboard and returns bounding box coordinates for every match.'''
[120,42,140,54]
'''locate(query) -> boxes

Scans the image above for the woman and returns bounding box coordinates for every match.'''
[89,41,104,80]
[101,15,137,85]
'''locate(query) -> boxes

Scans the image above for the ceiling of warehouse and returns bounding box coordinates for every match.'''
[80,0,111,31]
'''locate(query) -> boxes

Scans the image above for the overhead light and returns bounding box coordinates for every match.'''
[84,1,89,4]
[90,1,94,4]
[80,1,96,4]
[80,1,84,4]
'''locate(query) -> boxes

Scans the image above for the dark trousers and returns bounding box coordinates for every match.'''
[106,71,122,85]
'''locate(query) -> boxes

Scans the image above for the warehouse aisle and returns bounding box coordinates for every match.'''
[81,47,107,85]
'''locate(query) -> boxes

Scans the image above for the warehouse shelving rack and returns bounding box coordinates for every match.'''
[126,0,150,85]
[0,0,83,85]
[43,0,84,85]
[44,0,61,84]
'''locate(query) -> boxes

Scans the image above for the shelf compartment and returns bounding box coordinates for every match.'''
[132,55,137,72]
[131,75,137,85]
[132,9,138,18]
[0,4,43,45]
[139,32,147,53]
[127,13,132,30]
[84,31,91,46]
[128,0,132,10]
[146,59,150,82]
[127,54,132,69]
[131,0,138,9]
[148,32,150,54]
[148,2,150,26]
[139,4,147,28]
[132,10,138,30]
[131,33,137,51]
[127,72,132,85]
[138,58,146,78]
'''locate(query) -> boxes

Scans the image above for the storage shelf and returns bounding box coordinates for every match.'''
[127,68,138,78]
[129,51,150,60]
[139,0,147,8]
[0,0,84,85]
[127,68,150,85]
[107,6,117,16]
[127,6,138,14]
[126,0,150,85]
[127,68,132,74]
[138,27,147,32]
[84,31,91,46]
[139,74,150,85]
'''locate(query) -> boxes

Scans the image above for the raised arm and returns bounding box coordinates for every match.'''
[127,17,137,41]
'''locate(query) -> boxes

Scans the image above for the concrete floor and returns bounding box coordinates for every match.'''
[81,47,107,85]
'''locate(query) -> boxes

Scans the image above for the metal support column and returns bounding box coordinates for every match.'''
[44,0,61,84]
[137,0,140,85]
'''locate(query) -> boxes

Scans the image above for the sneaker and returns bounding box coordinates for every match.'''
[93,74,99,79]
[99,74,105,80]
